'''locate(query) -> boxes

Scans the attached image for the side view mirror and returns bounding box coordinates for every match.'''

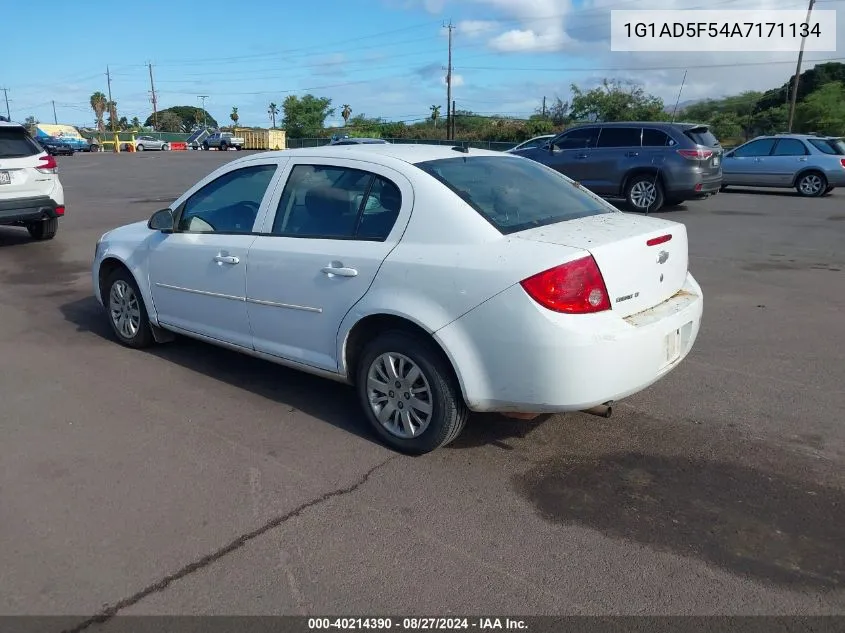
[148,208,174,232]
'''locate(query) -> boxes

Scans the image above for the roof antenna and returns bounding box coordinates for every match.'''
[670,70,688,123]
[451,143,469,153]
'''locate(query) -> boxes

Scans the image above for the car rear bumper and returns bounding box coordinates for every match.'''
[0,195,63,225]
[665,174,722,198]
[435,272,703,413]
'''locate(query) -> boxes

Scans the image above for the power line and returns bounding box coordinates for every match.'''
[458,57,845,73]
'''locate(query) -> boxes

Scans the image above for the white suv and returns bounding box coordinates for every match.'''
[0,121,65,240]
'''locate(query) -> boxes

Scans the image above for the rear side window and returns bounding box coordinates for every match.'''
[416,155,612,235]
[642,128,676,147]
[809,138,845,155]
[0,127,42,158]
[596,127,642,148]
[772,139,807,156]
[684,126,720,147]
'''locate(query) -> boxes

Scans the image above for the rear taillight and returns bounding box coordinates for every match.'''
[520,255,611,314]
[55,206,65,216]
[647,234,672,246]
[36,154,58,174]
[840,158,845,168]
[677,149,713,160]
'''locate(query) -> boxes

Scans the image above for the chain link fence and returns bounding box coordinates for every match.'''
[285,138,518,152]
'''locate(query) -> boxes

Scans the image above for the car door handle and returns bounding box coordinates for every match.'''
[321,266,358,277]
[214,254,240,265]
[574,153,588,159]
[626,151,639,157]
[798,157,808,162]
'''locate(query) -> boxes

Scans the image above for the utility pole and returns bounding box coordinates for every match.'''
[148,62,158,129]
[198,95,209,129]
[451,100,456,141]
[787,0,816,132]
[52,100,58,124]
[1,88,9,120]
[106,65,115,133]
[542,96,547,118]
[444,20,454,141]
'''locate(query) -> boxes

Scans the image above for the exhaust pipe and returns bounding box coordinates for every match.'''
[581,401,613,418]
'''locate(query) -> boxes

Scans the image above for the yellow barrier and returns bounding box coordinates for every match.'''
[97,134,136,153]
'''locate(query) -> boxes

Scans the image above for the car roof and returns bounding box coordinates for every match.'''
[0,121,25,129]
[240,143,506,166]
[565,121,708,130]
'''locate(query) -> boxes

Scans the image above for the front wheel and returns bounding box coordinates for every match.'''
[796,172,827,197]
[104,269,154,349]
[26,217,58,240]
[625,174,664,213]
[137,144,144,151]
[356,331,468,455]
[219,142,228,151]
[202,142,209,151]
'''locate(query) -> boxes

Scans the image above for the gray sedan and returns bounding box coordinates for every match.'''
[135,136,170,151]
[721,134,845,197]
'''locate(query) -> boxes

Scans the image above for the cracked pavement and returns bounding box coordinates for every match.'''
[1,152,843,620]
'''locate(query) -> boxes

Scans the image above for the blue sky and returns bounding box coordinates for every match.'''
[3,0,843,129]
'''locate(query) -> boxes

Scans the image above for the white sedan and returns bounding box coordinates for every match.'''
[92,144,703,454]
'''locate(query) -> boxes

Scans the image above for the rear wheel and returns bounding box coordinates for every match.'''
[220,142,228,151]
[625,174,664,213]
[104,268,154,349]
[202,142,209,151]
[796,171,827,197]
[26,217,58,240]
[356,330,468,455]
[137,144,144,151]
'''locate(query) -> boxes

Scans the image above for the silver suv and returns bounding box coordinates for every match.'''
[519,121,723,213]
[721,134,845,197]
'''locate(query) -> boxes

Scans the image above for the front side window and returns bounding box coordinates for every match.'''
[416,155,612,235]
[177,164,278,233]
[553,127,600,150]
[733,138,776,158]
[271,164,401,241]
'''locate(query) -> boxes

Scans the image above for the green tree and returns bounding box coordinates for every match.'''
[268,102,279,128]
[90,91,107,132]
[105,100,118,130]
[570,79,665,122]
[282,94,335,137]
[341,104,352,126]
[130,116,141,129]
[144,106,218,132]
[230,106,239,128]
[430,104,441,127]
[156,111,183,132]
[796,81,845,135]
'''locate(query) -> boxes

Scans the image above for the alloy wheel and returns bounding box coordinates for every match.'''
[366,352,434,439]
[109,280,141,339]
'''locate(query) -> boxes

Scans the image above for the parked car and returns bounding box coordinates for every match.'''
[0,121,65,240]
[518,122,723,213]
[187,128,210,150]
[721,133,845,197]
[135,136,170,151]
[507,134,555,153]
[202,132,244,151]
[329,137,390,146]
[37,136,75,156]
[92,144,702,454]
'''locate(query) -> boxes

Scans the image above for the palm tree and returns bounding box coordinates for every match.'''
[268,102,279,128]
[341,104,352,126]
[230,106,239,129]
[106,100,118,131]
[430,104,441,128]
[90,92,107,132]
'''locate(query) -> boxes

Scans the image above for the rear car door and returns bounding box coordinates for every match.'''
[147,160,285,348]
[591,126,644,195]
[722,138,777,186]
[245,159,411,372]
[768,138,810,186]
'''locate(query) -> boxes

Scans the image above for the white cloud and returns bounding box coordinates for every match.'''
[450,74,466,88]
[457,20,499,37]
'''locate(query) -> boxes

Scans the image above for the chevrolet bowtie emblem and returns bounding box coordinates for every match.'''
[657,250,669,264]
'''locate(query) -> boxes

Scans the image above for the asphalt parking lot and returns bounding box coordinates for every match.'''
[1,151,844,620]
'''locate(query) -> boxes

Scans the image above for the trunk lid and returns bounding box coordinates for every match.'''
[514,213,689,318]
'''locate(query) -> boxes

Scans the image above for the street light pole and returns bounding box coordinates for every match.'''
[787,0,816,132]
[198,95,209,129]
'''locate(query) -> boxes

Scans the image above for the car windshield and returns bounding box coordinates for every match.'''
[416,155,613,235]
[808,138,845,155]
[0,127,42,158]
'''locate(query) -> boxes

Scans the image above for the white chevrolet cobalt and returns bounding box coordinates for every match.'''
[93,144,703,454]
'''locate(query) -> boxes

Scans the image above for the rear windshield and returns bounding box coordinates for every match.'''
[684,126,720,147]
[416,155,613,235]
[0,127,42,158]
[808,138,845,155]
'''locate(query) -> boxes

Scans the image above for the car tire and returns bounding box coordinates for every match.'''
[163,144,170,151]
[235,145,242,151]
[220,142,228,151]
[26,217,58,241]
[202,142,209,151]
[356,330,469,455]
[104,268,155,349]
[625,174,664,213]
[137,144,144,151]
[796,171,827,197]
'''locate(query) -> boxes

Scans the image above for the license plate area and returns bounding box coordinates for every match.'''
[712,156,720,167]
[0,171,10,185]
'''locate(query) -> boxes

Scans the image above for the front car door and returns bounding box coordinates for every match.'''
[147,160,284,348]
[722,138,777,186]
[542,127,601,183]
[768,137,810,186]
[246,159,411,372]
